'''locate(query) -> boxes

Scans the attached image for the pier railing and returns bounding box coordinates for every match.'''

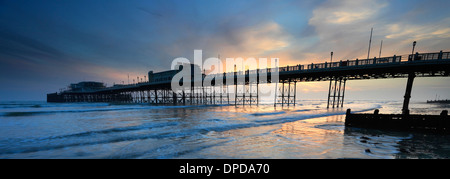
[232,51,449,76]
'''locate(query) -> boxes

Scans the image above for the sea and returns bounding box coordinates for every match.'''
[0,100,449,159]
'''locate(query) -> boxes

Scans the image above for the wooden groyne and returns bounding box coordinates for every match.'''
[345,109,450,133]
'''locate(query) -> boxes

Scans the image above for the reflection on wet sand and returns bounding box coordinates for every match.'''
[344,127,450,159]
[273,113,450,159]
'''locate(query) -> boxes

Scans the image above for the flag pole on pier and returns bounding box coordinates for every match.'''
[379,40,383,58]
[367,27,373,59]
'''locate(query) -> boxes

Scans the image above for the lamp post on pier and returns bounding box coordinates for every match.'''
[410,41,417,61]
[330,51,333,68]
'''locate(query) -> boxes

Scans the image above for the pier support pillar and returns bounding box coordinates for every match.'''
[341,79,346,108]
[281,81,285,107]
[235,83,238,106]
[402,72,415,115]
[257,82,259,106]
[332,78,338,108]
[327,77,333,108]
[173,91,177,105]
[293,82,297,106]
[327,77,347,108]
[182,90,186,105]
[274,80,296,107]
[154,89,158,104]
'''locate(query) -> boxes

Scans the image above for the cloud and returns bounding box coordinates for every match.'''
[0,29,66,65]
[310,0,387,25]
[212,21,291,58]
[385,18,450,41]
[240,22,289,53]
[305,0,389,59]
[289,0,450,64]
[309,0,387,25]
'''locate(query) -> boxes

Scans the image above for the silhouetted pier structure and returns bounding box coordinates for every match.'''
[427,99,450,104]
[48,51,450,109]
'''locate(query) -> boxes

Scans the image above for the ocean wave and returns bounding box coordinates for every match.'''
[0,105,201,117]
[1,108,134,117]
[36,122,179,142]
[293,109,318,112]
[314,123,344,131]
[0,122,180,156]
[105,140,231,159]
[0,102,111,109]
[251,111,285,116]
[0,104,382,156]
[0,104,43,109]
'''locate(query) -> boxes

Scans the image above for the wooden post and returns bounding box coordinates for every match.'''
[227,85,230,104]
[281,81,285,107]
[332,78,338,108]
[274,80,278,107]
[327,77,333,108]
[341,79,347,108]
[249,83,252,106]
[173,91,177,105]
[202,83,205,104]
[235,83,238,106]
[190,86,193,105]
[402,72,415,115]
[211,86,214,105]
[293,81,297,106]
[182,90,186,105]
[257,82,259,106]
[242,84,245,106]
[337,78,342,107]
[154,89,158,104]
[287,80,291,106]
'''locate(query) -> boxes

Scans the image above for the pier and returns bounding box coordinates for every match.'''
[48,51,450,110]
[427,99,450,104]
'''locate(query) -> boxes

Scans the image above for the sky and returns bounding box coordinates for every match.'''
[0,0,449,101]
